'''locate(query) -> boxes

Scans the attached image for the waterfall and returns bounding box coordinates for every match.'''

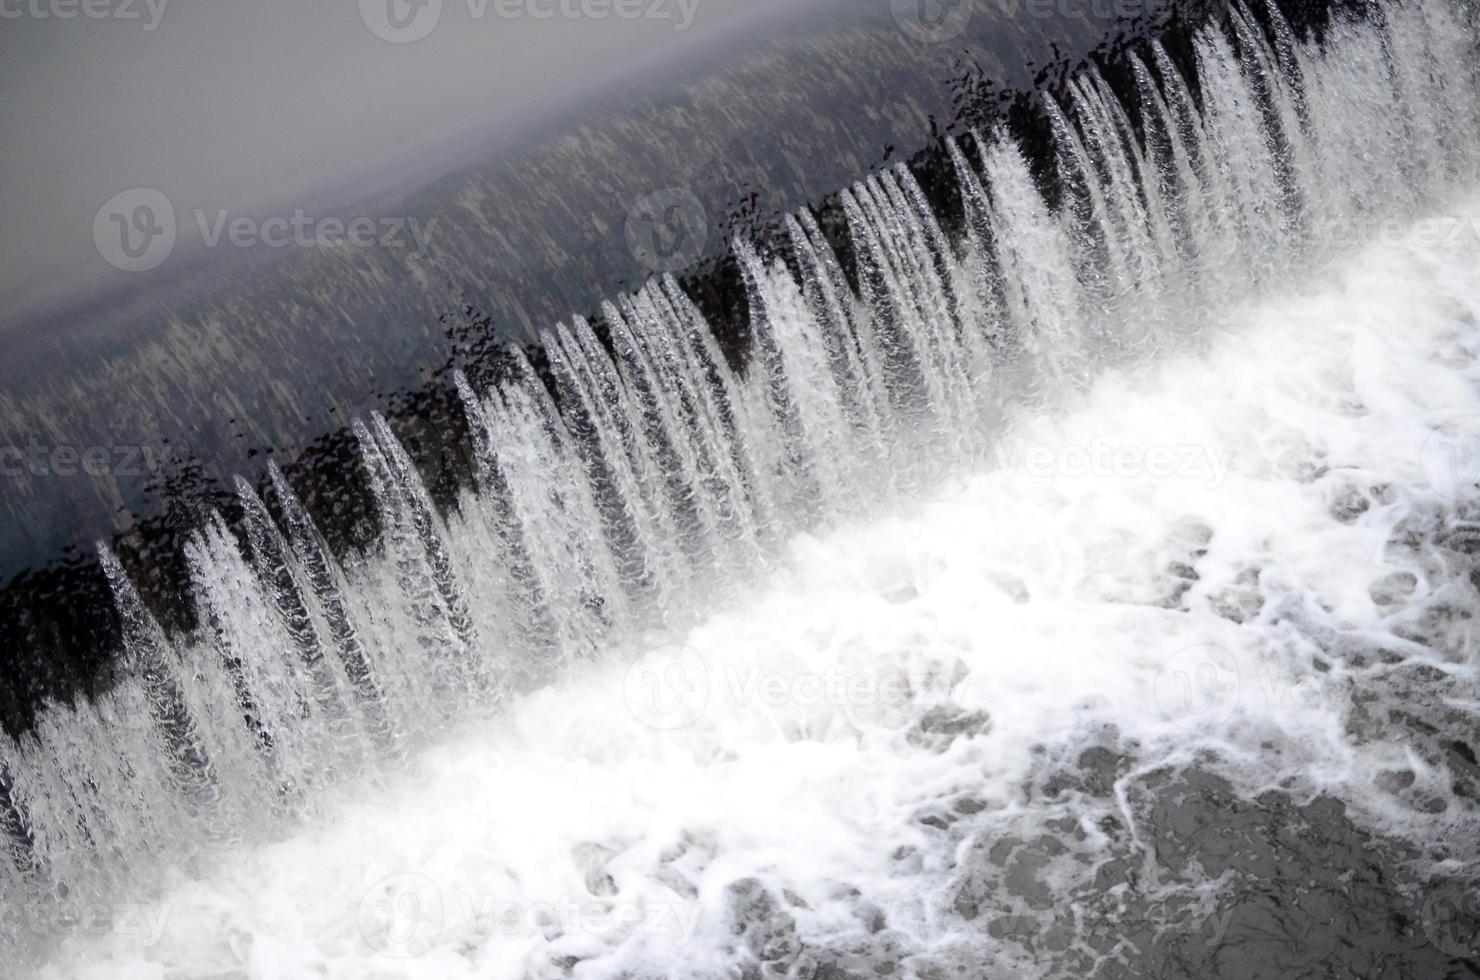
[3,0,1478,965]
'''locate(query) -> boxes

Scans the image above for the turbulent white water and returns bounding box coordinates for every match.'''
[5,0,1480,975]
[28,173,1480,980]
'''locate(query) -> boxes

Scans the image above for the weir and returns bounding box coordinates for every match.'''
[2,0,1479,967]
[0,0,1179,696]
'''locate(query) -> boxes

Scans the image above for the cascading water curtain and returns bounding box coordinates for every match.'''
[2,0,1477,964]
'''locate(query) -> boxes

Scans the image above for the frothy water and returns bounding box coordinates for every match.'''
[5,0,1480,974]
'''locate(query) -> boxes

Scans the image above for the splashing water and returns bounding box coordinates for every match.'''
[4,0,1480,973]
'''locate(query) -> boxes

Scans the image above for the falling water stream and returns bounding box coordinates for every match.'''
[5,0,1480,975]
